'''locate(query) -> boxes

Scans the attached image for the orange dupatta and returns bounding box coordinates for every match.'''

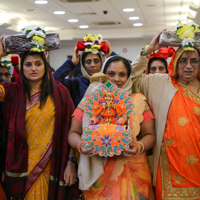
[156,48,200,199]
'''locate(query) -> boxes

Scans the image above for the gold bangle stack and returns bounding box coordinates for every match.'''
[135,141,145,153]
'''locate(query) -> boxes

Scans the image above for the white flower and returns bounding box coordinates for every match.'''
[26,30,36,38]
[92,50,99,54]
[1,57,11,62]
[34,25,45,31]
[35,30,46,38]
[174,22,184,31]
[30,40,44,48]
[182,38,194,46]
[188,21,196,27]
[93,37,101,45]
[84,42,94,46]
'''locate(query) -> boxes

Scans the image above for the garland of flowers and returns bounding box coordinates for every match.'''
[175,21,200,51]
[83,34,103,54]
[1,54,12,68]
[22,25,46,52]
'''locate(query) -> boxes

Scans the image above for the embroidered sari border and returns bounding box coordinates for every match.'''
[24,138,53,197]
[49,175,65,186]
[160,143,200,199]
[5,170,27,178]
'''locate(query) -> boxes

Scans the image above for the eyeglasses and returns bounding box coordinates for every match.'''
[0,73,11,78]
[177,59,200,67]
[85,59,101,65]
[150,66,166,72]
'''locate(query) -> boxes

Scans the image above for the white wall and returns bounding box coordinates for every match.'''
[49,39,150,70]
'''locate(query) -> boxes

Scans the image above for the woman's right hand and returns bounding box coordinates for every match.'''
[80,143,97,157]
[72,46,80,65]
[145,29,166,55]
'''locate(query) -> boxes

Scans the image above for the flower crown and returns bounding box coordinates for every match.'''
[175,21,200,51]
[83,34,103,54]
[1,54,12,68]
[22,25,46,52]
[76,34,108,54]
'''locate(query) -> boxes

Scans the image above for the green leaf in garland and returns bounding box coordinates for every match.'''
[84,129,93,135]
[88,98,94,105]
[98,90,103,97]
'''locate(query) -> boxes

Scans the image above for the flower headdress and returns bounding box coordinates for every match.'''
[77,34,108,54]
[22,25,46,52]
[175,21,200,51]
[1,54,12,68]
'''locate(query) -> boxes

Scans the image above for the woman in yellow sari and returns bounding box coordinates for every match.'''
[0,33,80,199]
[68,55,156,199]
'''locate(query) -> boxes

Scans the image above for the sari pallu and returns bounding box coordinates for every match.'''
[1,71,80,199]
[156,49,200,199]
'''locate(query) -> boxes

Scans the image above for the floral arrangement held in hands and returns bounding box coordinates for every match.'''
[83,34,103,54]
[175,21,200,51]
[22,25,46,52]
[1,54,12,68]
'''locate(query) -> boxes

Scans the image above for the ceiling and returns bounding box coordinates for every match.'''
[0,0,200,44]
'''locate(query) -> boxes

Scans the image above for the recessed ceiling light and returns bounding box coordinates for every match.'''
[133,23,143,26]
[54,11,65,15]
[123,8,134,12]
[129,16,139,20]
[79,25,89,29]
[35,0,48,4]
[68,19,78,22]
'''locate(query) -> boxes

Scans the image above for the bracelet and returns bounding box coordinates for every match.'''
[143,50,150,59]
[77,141,85,155]
[68,157,77,164]
[134,142,141,155]
[135,141,145,153]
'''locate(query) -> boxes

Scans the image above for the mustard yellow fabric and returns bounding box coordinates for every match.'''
[24,96,55,199]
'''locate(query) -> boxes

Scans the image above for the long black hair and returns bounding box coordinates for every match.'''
[103,56,131,78]
[20,51,54,109]
[148,57,168,73]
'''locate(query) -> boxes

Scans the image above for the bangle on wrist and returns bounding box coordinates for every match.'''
[77,141,85,154]
[134,142,140,155]
[135,141,145,153]
[143,50,150,59]
[68,157,77,164]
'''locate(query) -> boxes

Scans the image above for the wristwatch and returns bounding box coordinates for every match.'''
[68,157,77,164]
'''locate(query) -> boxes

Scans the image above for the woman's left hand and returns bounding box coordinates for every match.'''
[64,161,77,186]
[122,143,138,158]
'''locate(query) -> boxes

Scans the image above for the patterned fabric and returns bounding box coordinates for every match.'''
[1,70,80,199]
[73,99,154,123]
[156,49,200,199]
[74,92,154,198]
[24,94,55,199]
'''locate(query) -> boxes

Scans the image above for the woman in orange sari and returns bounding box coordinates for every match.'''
[68,55,156,199]
[0,33,80,199]
[130,28,200,199]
